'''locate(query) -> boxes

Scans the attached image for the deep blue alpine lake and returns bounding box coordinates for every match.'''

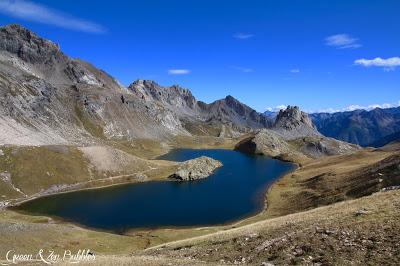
[15,149,295,232]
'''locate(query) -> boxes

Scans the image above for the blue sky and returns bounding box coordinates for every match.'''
[0,0,399,112]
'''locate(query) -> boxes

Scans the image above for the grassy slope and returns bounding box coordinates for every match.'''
[74,104,106,139]
[265,148,398,218]
[0,144,178,203]
[0,210,144,256]
[0,146,90,197]
[143,189,400,265]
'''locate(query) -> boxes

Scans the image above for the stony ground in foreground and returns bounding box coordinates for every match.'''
[142,189,400,265]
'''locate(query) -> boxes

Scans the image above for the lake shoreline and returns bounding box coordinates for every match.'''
[11,149,295,234]
[10,166,296,239]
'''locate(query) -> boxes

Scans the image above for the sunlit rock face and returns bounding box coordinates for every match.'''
[273,106,321,140]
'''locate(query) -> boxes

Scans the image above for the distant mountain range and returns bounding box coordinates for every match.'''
[264,107,400,147]
[310,107,400,147]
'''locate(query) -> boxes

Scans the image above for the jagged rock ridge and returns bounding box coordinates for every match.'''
[127,80,273,137]
[0,24,122,89]
[0,24,271,145]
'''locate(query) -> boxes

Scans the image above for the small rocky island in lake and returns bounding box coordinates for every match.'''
[170,156,223,181]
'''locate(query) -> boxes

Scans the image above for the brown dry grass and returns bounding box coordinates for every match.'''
[0,209,147,257]
[2,189,398,265]
[144,190,400,265]
[0,144,179,204]
[0,146,90,196]
[265,148,396,218]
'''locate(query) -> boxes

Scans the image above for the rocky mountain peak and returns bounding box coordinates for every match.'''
[275,105,315,129]
[273,105,320,140]
[225,95,236,101]
[222,95,244,111]
[128,80,197,109]
[0,24,64,64]
[204,95,273,130]
[0,24,114,87]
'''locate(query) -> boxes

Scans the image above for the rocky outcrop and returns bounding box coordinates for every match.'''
[291,136,359,158]
[129,80,198,111]
[273,106,321,140]
[236,129,292,156]
[170,156,223,181]
[236,129,359,163]
[235,129,308,162]
[275,106,314,128]
[0,24,64,66]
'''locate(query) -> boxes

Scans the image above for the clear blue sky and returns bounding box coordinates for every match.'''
[0,0,399,112]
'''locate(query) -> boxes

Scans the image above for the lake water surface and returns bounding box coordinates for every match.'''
[15,149,295,232]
